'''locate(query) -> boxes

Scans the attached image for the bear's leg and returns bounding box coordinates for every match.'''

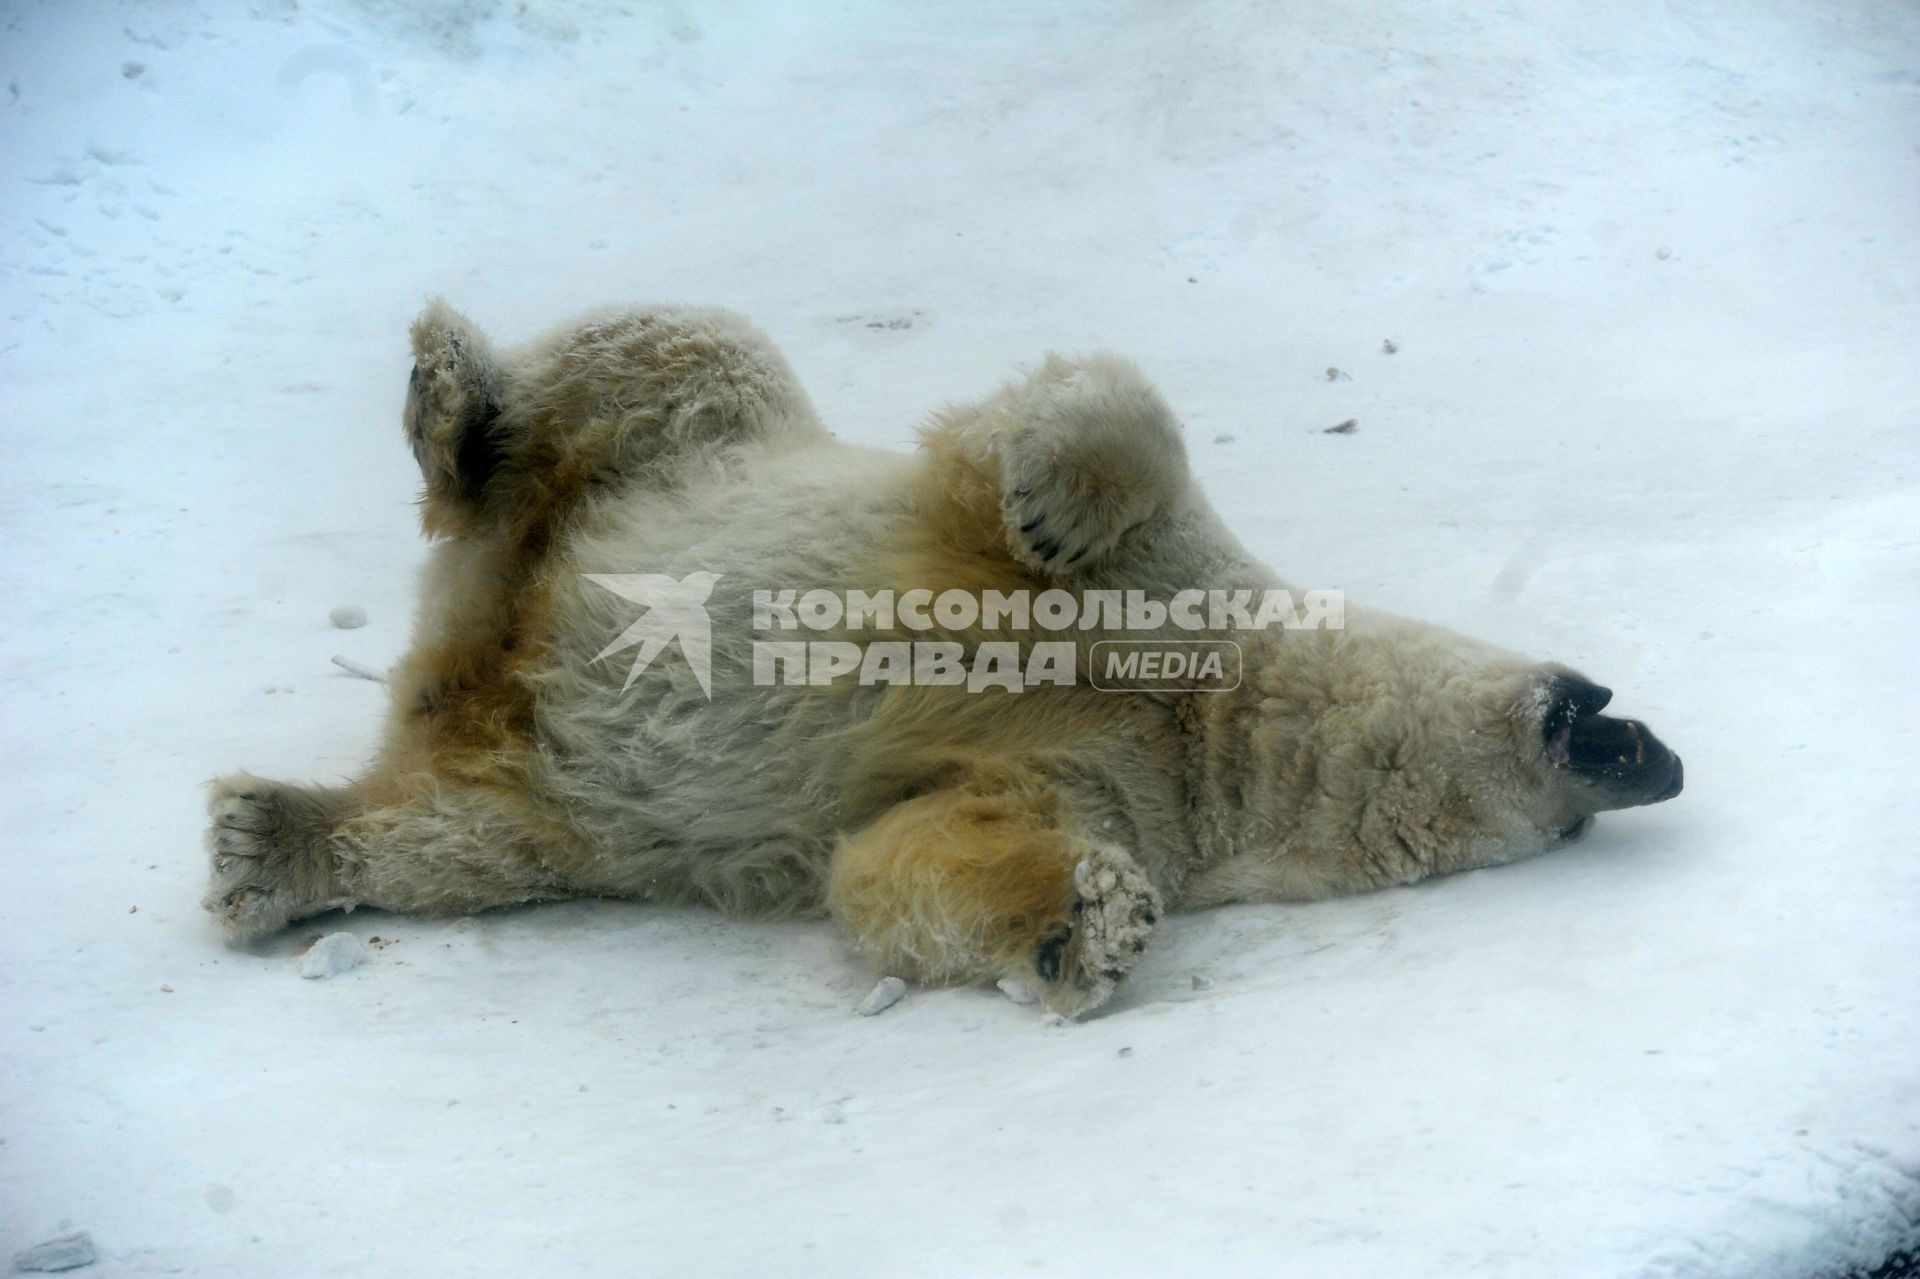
[204,773,587,941]
[826,775,1162,1017]
[406,301,826,538]
[404,300,508,537]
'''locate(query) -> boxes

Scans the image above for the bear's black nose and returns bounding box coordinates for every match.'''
[1651,754,1684,803]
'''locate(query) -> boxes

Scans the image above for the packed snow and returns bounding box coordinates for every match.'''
[2,1,1916,1276]
[12,1230,97,1274]
[997,977,1039,1006]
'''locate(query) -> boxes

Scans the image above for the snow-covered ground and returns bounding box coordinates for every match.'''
[3,2,1916,1275]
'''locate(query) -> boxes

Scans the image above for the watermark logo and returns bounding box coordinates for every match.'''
[584,572,719,696]
[585,580,1341,698]
[1089,640,1242,692]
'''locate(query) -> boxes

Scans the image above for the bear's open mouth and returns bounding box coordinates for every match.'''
[1545,710,1683,808]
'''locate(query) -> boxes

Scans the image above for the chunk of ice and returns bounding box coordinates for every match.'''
[854,976,906,1016]
[299,933,365,979]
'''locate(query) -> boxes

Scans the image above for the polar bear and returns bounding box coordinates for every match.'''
[205,302,1682,1016]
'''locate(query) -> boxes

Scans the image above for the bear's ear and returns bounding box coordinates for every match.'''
[1539,670,1613,737]
[1534,671,1613,767]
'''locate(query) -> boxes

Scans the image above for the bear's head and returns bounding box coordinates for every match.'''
[1189,618,1683,903]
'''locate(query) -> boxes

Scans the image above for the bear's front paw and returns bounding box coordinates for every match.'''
[1031,846,1162,1018]
[995,357,1190,576]
[203,777,350,942]
[205,787,304,940]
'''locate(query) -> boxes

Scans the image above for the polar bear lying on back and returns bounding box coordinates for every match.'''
[206,302,1682,1016]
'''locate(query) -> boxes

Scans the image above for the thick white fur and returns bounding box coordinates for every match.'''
[206,303,1626,1016]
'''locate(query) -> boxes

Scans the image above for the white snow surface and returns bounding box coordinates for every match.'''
[2,2,1917,1276]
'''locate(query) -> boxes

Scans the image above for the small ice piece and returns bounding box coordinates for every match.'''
[330,654,386,683]
[1190,974,1213,990]
[329,605,368,629]
[13,1231,95,1272]
[299,933,365,979]
[996,978,1037,1005]
[855,976,906,1016]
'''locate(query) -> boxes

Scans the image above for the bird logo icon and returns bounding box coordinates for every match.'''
[583,571,721,698]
